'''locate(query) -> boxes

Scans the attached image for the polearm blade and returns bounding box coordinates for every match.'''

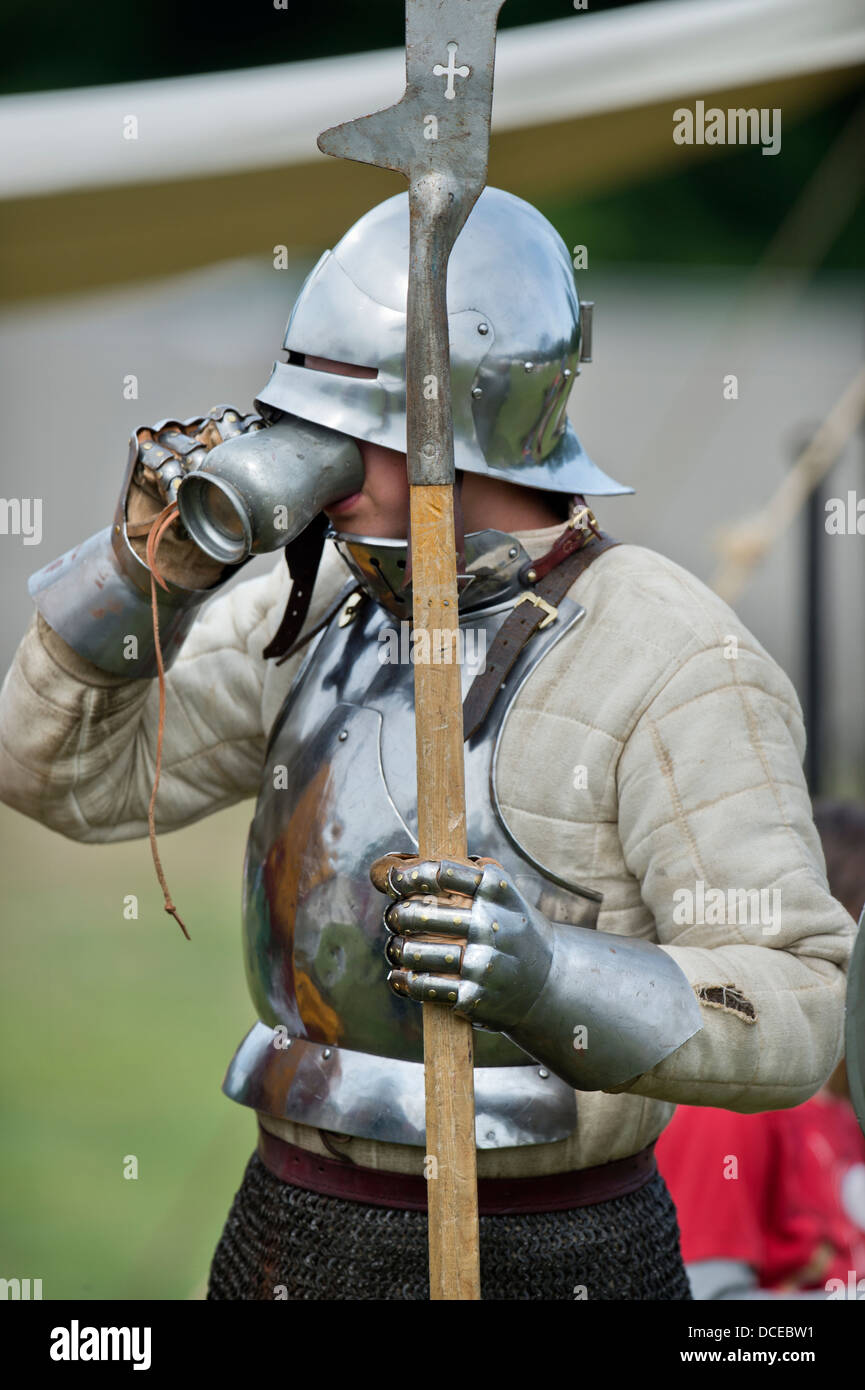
[319,0,506,1301]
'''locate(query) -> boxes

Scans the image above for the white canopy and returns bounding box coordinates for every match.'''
[2,0,864,199]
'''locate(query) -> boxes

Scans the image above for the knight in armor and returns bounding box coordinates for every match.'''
[0,189,855,1301]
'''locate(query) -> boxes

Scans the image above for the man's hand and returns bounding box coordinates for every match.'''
[125,404,264,589]
[372,848,703,1091]
[370,851,554,1033]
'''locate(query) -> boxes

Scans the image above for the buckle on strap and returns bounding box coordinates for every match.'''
[568,503,601,538]
[514,591,558,629]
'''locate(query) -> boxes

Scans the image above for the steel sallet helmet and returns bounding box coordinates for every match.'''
[256,187,630,496]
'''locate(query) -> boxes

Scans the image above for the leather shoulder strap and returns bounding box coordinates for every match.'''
[462,530,621,742]
[263,513,330,661]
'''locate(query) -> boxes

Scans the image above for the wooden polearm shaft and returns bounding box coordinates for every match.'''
[319,0,506,1299]
[405,183,478,1297]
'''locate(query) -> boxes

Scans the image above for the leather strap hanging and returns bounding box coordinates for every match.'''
[139,507,345,938]
[462,516,621,742]
[271,581,364,667]
[145,502,191,939]
[263,512,330,661]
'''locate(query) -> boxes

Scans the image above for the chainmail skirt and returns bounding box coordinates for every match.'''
[207,1151,691,1300]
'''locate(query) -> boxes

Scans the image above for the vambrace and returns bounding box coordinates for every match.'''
[503,921,703,1092]
[28,524,215,679]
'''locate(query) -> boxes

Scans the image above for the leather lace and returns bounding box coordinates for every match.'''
[144,503,190,940]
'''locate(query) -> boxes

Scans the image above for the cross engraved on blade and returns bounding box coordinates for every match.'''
[433,41,470,100]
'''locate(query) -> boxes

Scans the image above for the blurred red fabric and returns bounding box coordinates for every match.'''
[656,1094,865,1290]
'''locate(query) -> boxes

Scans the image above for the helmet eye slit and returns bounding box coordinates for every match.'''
[292,351,378,381]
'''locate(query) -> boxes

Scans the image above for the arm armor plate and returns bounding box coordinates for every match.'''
[503,919,703,1091]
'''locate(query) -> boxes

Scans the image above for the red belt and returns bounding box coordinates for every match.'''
[257,1124,657,1215]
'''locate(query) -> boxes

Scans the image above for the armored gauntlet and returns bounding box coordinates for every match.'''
[29,405,264,678]
[375,853,702,1091]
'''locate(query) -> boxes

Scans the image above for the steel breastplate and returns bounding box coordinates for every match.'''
[224,534,598,1148]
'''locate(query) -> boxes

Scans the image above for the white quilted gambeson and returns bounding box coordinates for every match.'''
[0,524,853,1176]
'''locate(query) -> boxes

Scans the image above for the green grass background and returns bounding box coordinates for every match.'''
[0,799,258,1300]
